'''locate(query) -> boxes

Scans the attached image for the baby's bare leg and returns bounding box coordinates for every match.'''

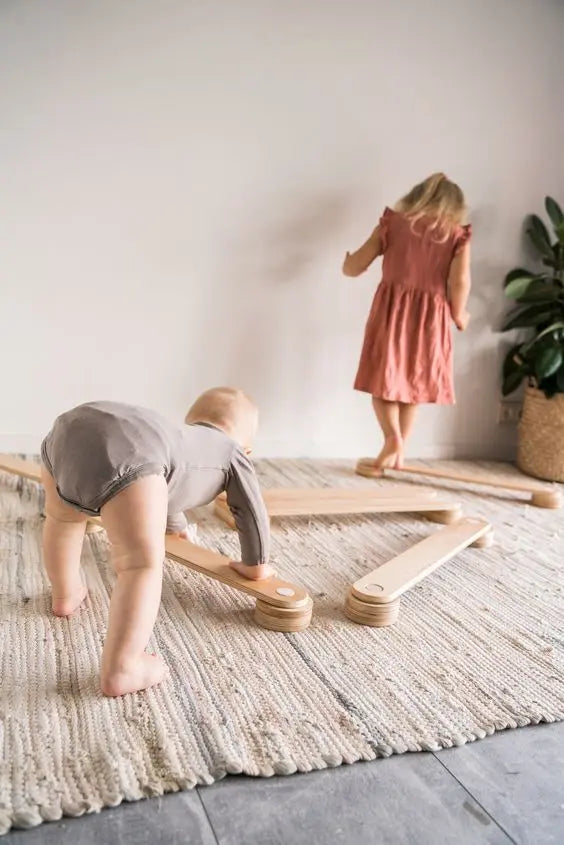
[100,474,168,697]
[41,465,88,617]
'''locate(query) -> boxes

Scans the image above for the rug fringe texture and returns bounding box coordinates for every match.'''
[1,460,563,835]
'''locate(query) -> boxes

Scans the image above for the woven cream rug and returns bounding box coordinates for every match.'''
[1,460,563,835]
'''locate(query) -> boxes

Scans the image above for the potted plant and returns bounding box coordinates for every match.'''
[501,196,564,482]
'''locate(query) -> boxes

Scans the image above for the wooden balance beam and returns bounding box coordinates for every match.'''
[355,458,562,509]
[344,516,493,628]
[214,486,464,528]
[0,454,313,632]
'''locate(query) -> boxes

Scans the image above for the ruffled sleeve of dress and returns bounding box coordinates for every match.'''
[378,207,394,252]
[453,223,472,255]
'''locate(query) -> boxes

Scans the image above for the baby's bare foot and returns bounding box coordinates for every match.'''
[229,561,275,581]
[52,584,88,617]
[101,653,169,697]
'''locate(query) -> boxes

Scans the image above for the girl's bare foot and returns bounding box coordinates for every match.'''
[373,434,402,470]
[394,446,405,469]
[52,584,88,617]
[100,652,169,697]
[229,561,275,581]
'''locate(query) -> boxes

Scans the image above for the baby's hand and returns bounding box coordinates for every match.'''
[229,561,275,581]
[168,525,198,543]
[454,311,470,331]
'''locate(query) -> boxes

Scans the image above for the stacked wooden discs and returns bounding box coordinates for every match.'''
[254,596,313,632]
[425,506,463,524]
[530,490,562,508]
[344,589,400,627]
[470,528,495,548]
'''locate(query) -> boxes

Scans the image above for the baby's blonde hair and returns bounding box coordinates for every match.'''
[185,387,258,447]
[395,172,466,239]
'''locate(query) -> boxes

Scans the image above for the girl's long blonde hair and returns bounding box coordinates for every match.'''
[395,173,466,239]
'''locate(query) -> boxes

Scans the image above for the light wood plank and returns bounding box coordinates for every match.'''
[352,517,491,603]
[219,486,439,503]
[356,458,561,508]
[0,454,42,481]
[215,486,460,521]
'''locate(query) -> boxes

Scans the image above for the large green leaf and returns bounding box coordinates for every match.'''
[504,267,535,286]
[529,214,552,244]
[504,275,536,299]
[502,344,524,376]
[521,321,564,353]
[518,280,564,303]
[502,306,556,331]
[542,256,559,269]
[549,242,564,271]
[545,196,564,229]
[556,222,564,246]
[535,347,563,381]
[527,215,554,258]
[502,369,525,396]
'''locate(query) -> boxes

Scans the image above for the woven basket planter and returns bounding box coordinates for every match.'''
[517,385,564,482]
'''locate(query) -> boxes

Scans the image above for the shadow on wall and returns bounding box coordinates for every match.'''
[224,189,354,287]
[212,189,355,435]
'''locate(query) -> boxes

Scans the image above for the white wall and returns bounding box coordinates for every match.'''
[2,0,563,458]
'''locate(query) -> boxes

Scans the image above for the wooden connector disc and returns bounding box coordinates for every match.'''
[470,528,494,548]
[424,506,463,524]
[254,597,313,632]
[531,489,562,509]
[344,590,400,627]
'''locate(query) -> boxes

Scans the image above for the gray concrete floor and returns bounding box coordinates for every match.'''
[4,721,564,844]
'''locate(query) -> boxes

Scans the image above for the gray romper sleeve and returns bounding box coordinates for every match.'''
[225,449,270,565]
[166,511,189,534]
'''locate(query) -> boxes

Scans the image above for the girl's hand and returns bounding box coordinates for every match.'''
[342,227,382,277]
[454,311,470,331]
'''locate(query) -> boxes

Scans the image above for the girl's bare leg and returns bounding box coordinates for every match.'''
[371,398,402,469]
[100,474,169,697]
[398,403,418,468]
[41,466,88,617]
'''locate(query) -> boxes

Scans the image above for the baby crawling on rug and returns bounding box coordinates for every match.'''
[40,387,272,697]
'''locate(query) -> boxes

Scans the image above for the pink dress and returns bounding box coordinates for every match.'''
[354,207,471,404]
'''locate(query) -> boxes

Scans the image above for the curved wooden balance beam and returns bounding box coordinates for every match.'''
[344,516,493,628]
[214,486,464,528]
[355,458,561,509]
[0,454,313,632]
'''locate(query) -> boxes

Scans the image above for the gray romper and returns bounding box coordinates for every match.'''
[41,401,270,565]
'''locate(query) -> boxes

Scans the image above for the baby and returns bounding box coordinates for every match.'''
[40,387,272,697]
